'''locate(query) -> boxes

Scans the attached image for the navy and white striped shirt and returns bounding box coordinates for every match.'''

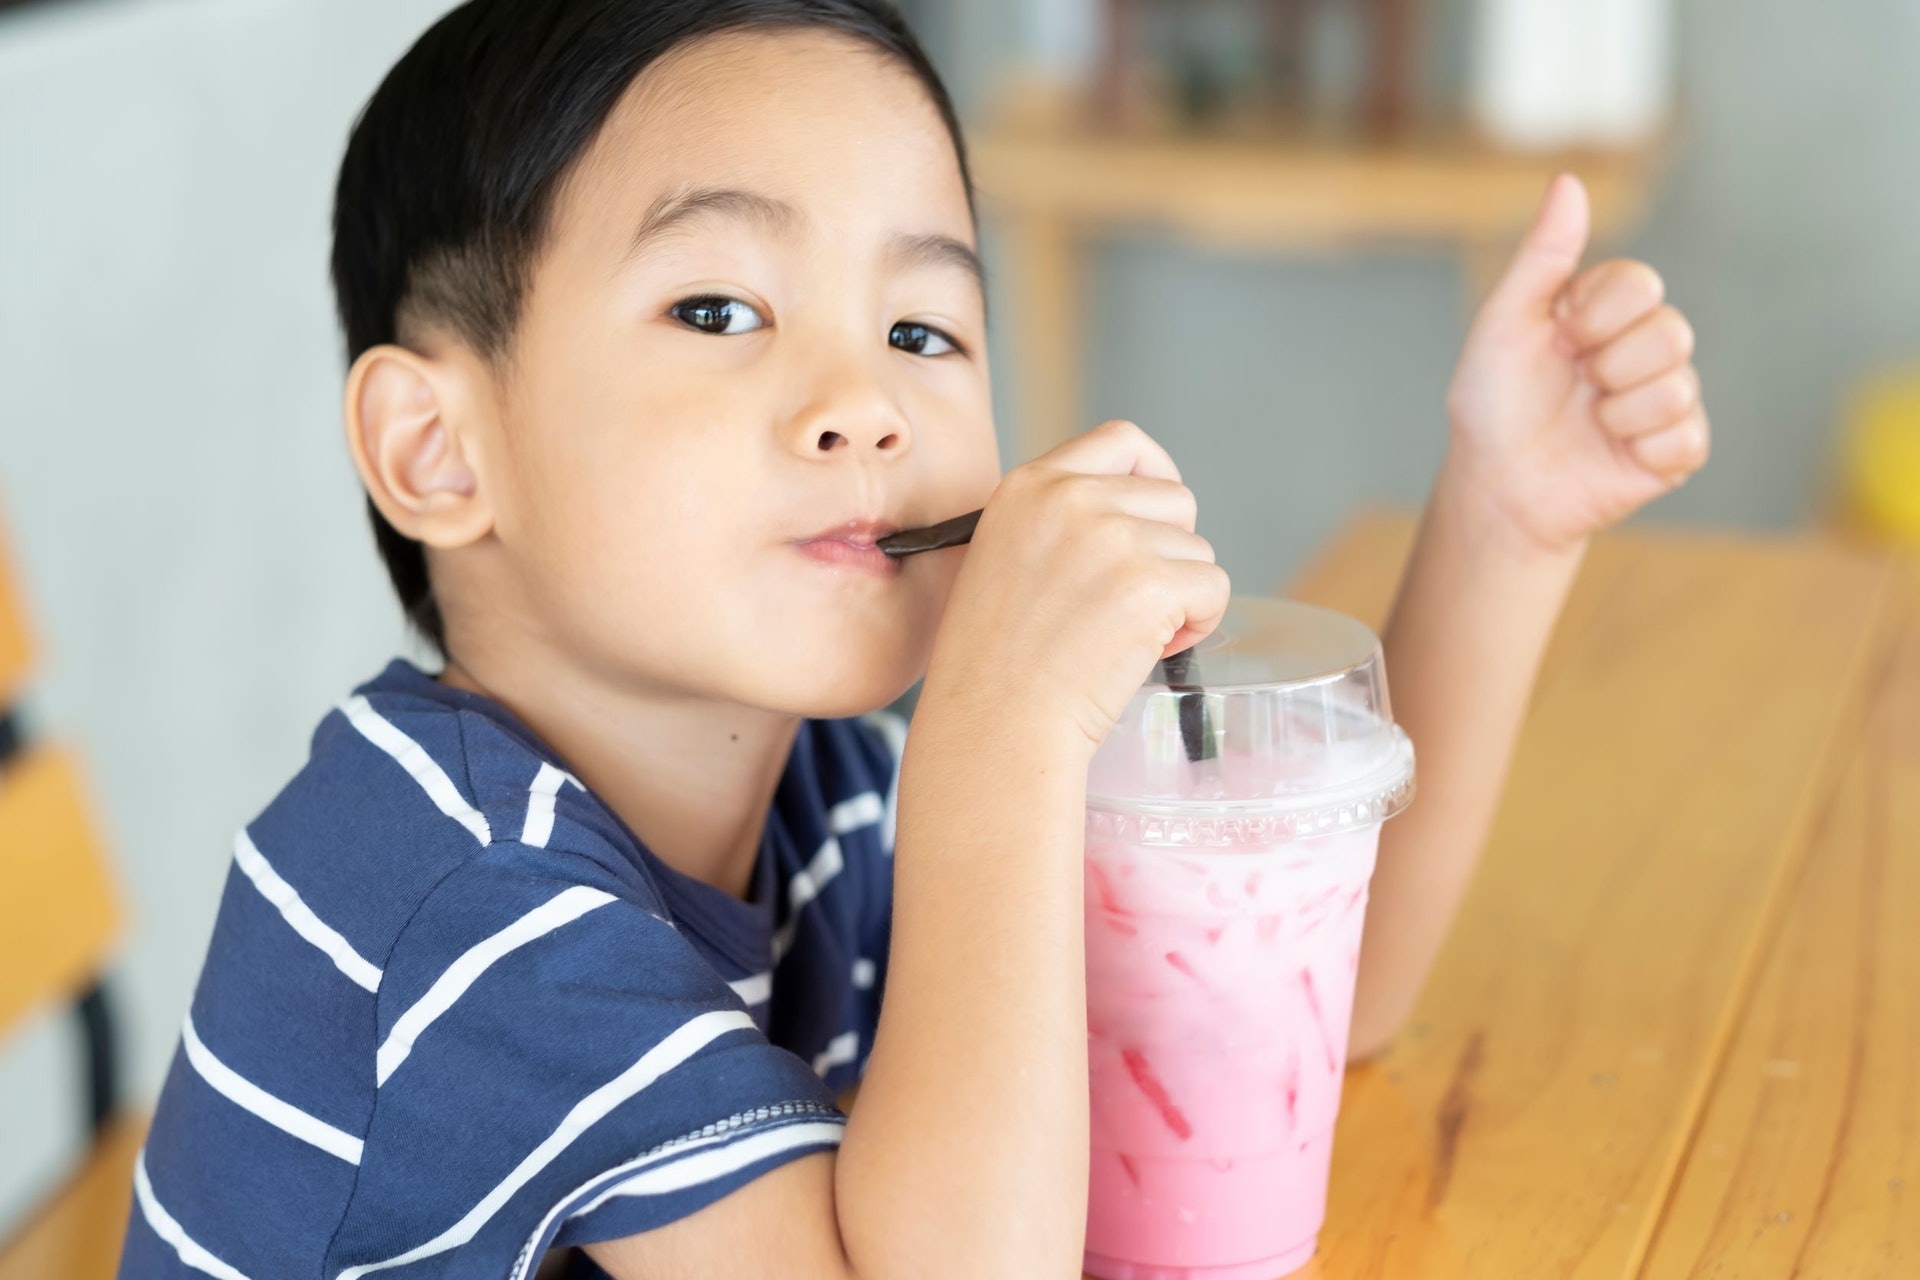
[119,659,903,1279]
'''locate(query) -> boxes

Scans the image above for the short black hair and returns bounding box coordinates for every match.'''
[330,0,973,655]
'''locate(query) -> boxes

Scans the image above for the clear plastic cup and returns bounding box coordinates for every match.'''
[1082,597,1416,1280]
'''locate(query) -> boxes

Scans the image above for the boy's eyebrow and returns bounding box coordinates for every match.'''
[626,186,802,258]
[888,232,987,299]
[626,184,986,298]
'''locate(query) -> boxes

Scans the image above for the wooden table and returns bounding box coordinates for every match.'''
[1087,513,1918,1278]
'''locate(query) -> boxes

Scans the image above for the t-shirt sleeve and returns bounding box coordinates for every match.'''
[324,847,846,1279]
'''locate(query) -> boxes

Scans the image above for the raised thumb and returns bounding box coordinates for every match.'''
[1485,173,1591,320]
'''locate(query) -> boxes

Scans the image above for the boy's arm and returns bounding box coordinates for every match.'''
[1345,175,1710,1059]
[1347,463,1584,1058]
[833,709,1094,1274]
[589,420,1230,1280]
[591,730,1089,1280]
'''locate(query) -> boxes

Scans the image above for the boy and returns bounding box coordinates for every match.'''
[120,1,1708,1277]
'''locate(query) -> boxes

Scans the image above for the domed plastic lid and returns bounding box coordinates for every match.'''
[1086,597,1415,839]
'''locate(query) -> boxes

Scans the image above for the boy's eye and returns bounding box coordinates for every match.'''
[889,321,960,358]
[670,296,767,336]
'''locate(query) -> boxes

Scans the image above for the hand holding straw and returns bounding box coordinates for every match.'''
[879,510,1213,762]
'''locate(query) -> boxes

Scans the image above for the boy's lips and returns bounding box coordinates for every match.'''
[793,519,903,577]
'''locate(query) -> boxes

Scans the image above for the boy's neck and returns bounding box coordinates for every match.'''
[438,651,801,902]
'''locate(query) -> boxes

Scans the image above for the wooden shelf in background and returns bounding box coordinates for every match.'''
[970,116,1668,459]
[972,126,1663,252]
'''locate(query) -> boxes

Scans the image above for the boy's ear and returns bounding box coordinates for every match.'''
[343,343,495,550]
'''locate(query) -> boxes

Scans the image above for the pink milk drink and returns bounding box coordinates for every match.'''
[1082,598,1416,1280]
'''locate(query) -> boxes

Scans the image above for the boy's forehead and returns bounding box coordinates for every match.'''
[556,28,972,255]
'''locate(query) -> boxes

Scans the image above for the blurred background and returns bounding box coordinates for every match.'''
[2,0,1919,1253]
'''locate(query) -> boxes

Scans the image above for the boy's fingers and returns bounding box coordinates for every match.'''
[1097,475,1201,532]
[1560,259,1666,352]
[1136,520,1217,565]
[1596,365,1701,439]
[1628,408,1712,479]
[1158,559,1233,659]
[1044,419,1182,483]
[1583,306,1696,392]
[1484,173,1592,323]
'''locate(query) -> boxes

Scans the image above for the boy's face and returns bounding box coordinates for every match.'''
[459,29,997,717]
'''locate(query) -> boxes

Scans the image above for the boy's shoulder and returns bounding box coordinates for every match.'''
[307,656,603,848]
[244,661,907,956]
[242,659,662,959]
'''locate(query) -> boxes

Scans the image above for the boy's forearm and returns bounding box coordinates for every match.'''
[1348,455,1585,1059]
[834,691,1091,1278]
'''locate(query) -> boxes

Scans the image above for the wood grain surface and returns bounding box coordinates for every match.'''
[1638,575,1920,1279]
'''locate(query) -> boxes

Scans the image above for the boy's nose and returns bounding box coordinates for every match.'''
[812,423,905,454]
[786,371,912,459]
[783,355,910,460]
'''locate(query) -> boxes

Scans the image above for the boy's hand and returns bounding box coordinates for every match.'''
[920,419,1231,753]
[1446,174,1710,554]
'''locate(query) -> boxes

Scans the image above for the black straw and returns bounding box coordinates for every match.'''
[878,507,1212,764]
[1159,648,1213,763]
[876,509,982,557]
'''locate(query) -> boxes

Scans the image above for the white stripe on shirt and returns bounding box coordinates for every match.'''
[770,836,844,963]
[507,1117,847,1280]
[181,1014,365,1165]
[334,1008,756,1280]
[727,971,772,1008]
[863,709,907,853]
[827,791,882,835]
[581,1120,846,1212]
[232,830,383,993]
[376,886,616,1087]
[133,1150,254,1280]
[339,695,492,845]
[520,762,580,849]
[812,1031,860,1077]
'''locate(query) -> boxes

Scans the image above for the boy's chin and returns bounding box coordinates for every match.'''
[771,667,921,721]
[740,642,926,721]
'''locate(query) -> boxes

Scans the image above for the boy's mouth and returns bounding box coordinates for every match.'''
[794,519,903,577]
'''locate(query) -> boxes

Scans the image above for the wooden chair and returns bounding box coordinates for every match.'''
[0,522,138,1279]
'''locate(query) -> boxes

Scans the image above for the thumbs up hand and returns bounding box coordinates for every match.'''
[1445,174,1709,554]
